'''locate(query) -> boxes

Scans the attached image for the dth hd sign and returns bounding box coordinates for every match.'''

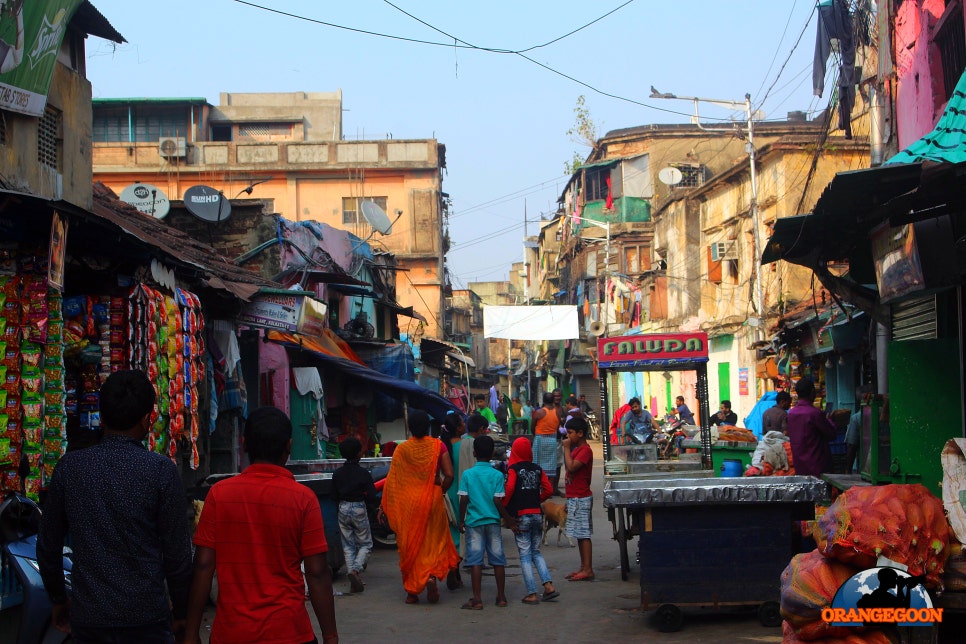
[597,332,709,369]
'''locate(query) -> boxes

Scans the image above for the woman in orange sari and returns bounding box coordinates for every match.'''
[379,409,460,604]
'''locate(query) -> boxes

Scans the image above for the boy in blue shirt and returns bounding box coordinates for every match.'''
[457,435,516,610]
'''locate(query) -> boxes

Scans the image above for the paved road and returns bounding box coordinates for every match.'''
[196,440,784,643]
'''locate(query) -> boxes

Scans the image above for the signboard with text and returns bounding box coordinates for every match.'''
[597,332,709,368]
[238,293,302,331]
[0,0,84,116]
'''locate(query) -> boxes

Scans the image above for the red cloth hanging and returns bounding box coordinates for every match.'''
[605,175,613,210]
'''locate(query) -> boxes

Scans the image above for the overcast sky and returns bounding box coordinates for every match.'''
[87,0,827,287]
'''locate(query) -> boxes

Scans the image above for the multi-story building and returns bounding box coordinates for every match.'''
[90,91,449,338]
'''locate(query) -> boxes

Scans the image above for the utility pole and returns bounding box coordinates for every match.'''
[650,88,764,342]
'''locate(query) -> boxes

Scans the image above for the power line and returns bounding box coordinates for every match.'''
[755,3,817,112]
[754,0,802,100]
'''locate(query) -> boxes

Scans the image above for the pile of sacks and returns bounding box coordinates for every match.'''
[780,484,952,642]
[744,430,795,476]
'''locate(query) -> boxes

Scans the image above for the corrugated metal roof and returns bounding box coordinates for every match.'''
[93,98,210,106]
[86,183,278,300]
[76,2,126,44]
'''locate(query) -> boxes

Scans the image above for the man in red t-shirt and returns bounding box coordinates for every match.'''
[184,407,338,644]
[562,417,595,582]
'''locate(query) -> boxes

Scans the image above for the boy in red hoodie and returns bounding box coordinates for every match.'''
[503,437,559,604]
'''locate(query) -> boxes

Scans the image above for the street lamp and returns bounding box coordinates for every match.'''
[649,88,764,342]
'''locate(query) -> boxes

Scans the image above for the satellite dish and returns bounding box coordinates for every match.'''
[589,321,606,337]
[658,167,684,186]
[361,200,393,234]
[120,182,170,219]
[183,185,231,223]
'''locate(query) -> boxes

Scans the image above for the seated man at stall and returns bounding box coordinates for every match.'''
[619,397,659,444]
[712,400,739,426]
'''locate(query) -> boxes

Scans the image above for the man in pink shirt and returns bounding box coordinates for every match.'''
[786,378,837,477]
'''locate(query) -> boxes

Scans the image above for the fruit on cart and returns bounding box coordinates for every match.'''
[780,549,867,641]
[815,483,951,587]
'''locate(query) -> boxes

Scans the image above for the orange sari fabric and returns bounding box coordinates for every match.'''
[381,436,459,594]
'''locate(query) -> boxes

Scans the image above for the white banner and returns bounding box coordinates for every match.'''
[483,305,579,340]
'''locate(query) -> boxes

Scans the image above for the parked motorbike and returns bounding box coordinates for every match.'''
[0,492,72,644]
[585,412,601,441]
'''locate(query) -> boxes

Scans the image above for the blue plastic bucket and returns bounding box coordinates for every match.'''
[720,459,743,477]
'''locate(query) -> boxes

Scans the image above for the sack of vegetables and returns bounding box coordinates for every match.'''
[780,549,872,641]
[814,483,950,588]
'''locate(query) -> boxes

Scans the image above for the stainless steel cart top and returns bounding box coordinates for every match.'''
[602,475,826,508]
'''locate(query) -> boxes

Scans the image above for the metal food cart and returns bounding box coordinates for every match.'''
[603,475,826,632]
[596,332,715,580]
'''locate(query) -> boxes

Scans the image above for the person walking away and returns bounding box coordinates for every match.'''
[38,369,192,643]
[503,437,559,605]
[563,417,595,581]
[786,378,838,477]
[489,381,500,413]
[457,435,516,609]
[474,393,497,425]
[443,412,467,589]
[380,409,460,605]
[532,392,562,495]
[620,397,659,444]
[712,400,739,426]
[762,391,792,435]
[185,407,338,644]
[332,436,378,594]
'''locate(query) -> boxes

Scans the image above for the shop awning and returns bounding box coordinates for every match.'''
[384,302,428,323]
[419,337,475,368]
[269,332,460,419]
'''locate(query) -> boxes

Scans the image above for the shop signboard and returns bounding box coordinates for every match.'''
[238,293,302,331]
[296,297,327,337]
[0,0,83,116]
[872,223,924,303]
[738,367,749,396]
[597,332,709,368]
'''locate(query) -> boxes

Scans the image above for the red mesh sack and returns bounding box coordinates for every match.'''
[781,619,890,644]
[816,484,950,587]
[780,549,866,641]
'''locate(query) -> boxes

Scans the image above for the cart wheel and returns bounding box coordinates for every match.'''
[758,601,782,628]
[617,510,630,581]
[655,604,683,632]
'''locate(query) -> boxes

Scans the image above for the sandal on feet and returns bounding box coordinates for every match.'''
[542,590,560,601]
[426,578,440,604]
[461,598,483,610]
[568,572,595,581]
[521,595,540,605]
[405,593,420,604]
[495,597,508,607]
[564,572,580,580]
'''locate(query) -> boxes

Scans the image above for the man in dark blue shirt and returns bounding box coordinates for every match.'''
[38,370,192,643]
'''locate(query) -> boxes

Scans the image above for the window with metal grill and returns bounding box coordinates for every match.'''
[38,107,61,169]
[237,122,293,140]
[342,196,387,225]
[671,163,706,189]
[935,5,966,102]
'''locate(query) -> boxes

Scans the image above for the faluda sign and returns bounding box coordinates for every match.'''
[597,332,709,368]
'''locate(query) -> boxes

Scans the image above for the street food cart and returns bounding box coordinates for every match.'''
[596,332,715,580]
[603,475,826,631]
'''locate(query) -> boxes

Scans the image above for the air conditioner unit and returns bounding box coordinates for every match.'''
[710,241,737,262]
[158,137,186,159]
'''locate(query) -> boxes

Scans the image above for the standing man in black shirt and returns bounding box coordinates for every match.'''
[37,370,192,642]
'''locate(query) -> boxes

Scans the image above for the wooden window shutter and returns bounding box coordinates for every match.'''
[707,246,722,283]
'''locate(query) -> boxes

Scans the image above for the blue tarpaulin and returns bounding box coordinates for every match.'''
[352,343,416,422]
[744,391,778,439]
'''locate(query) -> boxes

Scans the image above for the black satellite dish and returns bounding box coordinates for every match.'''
[184,185,231,223]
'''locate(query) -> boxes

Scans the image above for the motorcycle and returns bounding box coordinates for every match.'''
[0,492,72,644]
[585,412,601,441]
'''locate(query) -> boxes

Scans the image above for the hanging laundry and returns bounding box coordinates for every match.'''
[813,0,855,138]
[605,175,614,210]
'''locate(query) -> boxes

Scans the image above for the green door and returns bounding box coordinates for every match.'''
[289,388,320,460]
[717,362,731,402]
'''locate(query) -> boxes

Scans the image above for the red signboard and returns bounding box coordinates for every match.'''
[597,332,709,368]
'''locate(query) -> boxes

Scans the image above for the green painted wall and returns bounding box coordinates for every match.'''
[888,336,962,496]
[580,196,651,223]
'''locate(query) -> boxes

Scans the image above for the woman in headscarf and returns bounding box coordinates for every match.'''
[379,409,460,604]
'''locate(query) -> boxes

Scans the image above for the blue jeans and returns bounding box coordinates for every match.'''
[463,523,506,567]
[338,501,373,574]
[513,513,552,595]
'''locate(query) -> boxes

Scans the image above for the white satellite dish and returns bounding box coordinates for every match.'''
[120,182,170,219]
[361,200,393,235]
[658,167,683,186]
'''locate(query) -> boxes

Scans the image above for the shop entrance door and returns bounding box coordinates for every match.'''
[289,388,321,460]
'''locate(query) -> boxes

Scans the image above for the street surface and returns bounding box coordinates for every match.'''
[196,440,783,643]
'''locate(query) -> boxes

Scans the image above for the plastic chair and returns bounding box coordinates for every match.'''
[503,394,531,436]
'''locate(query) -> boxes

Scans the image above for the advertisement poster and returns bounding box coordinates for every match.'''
[0,0,84,116]
[238,293,302,331]
[48,210,66,291]
[738,367,749,396]
[872,223,924,303]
